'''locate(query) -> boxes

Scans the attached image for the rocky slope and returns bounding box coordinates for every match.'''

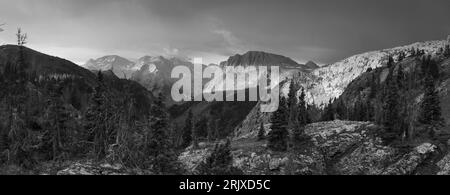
[180,120,445,175]
[307,40,447,105]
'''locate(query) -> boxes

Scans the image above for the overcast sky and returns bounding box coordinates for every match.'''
[0,0,449,65]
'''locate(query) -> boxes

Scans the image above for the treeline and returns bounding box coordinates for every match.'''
[321,46,449,144]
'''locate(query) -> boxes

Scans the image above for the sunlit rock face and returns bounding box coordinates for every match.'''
[83,55,136,79]
[306,40,446,105]
[179,121,441,175]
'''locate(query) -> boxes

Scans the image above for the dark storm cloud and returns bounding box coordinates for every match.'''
[0,0,449,65]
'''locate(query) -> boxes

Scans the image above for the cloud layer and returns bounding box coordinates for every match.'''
[0,0,449,65]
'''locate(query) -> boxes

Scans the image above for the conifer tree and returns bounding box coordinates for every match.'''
[85,72,108,159]
[444,45,450,57]
[297,88,307,125]
[292,88,309,146]
[322,99,335,121]
[410,47,416,57]
[419,71,442,126]
[181,110,193,148]
[207,119,215,142]
[16,28,27,46]
[428,57,440,78]
[387,56,394,68]
[382,73,401,142]
[214,119,220,141]
[198,139,242,175]
[398,52,405,61]
[268,96,289,151]
[43,82,71,160]
[146,92,179,174]
[369,74,378,99]
[335,98,347,120]
[397,65,405,89]
[257,122,265,141]
[366,98,374,122]
[0,123,10,163]
[287,80,299,127]
[355,97,367,121]
[192,119,203,149]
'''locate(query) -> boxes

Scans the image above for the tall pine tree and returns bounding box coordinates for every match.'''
[382,71,401,142]
[146,92,179,174]
[444,45,450,57]
[198,139,242,175]
[287,80,299,127]
[419,68,442,126]
[85,72,108,160]
[257,122,265,141]
[268,96,289,151]
[292,88,308,146]
[181,110,193,148]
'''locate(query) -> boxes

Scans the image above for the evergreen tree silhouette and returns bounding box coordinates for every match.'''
[85,71,108,160]
[268,96,289,151]
[419,68,442,126]
[146,92,179,174]
[287,80,299,127]
[198,139,242,175]
[382,72,401,142]
[181,110,193,148]
[257,122,265,141]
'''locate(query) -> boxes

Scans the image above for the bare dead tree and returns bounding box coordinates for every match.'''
[0,23,5,32]
[16,28,27,46]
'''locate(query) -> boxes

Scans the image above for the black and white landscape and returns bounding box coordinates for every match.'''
[0,0,450,175]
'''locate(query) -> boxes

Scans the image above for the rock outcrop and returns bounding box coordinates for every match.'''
[56,161,127,175]
[179,121,444,175]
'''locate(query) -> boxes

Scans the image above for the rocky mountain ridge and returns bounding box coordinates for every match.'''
[307,40,447,105]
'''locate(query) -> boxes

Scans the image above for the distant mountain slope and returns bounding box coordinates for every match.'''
[304,61,319,69]
[204,51,315,93]
[83,54,195,105]
[307,40,447,105]
[220,51,300,67]
[0,45,97,84]
[0,45,154,115]
[84,55,136,79]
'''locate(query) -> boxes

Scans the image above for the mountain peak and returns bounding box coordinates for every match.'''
[83,55,135,78]
[220,51,300,67]
[304,61,319,69]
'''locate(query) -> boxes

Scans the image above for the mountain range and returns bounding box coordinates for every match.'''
[1,36,450,175]
[80,40,449,141]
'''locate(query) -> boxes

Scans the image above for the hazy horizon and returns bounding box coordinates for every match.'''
[0,0,449,65]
